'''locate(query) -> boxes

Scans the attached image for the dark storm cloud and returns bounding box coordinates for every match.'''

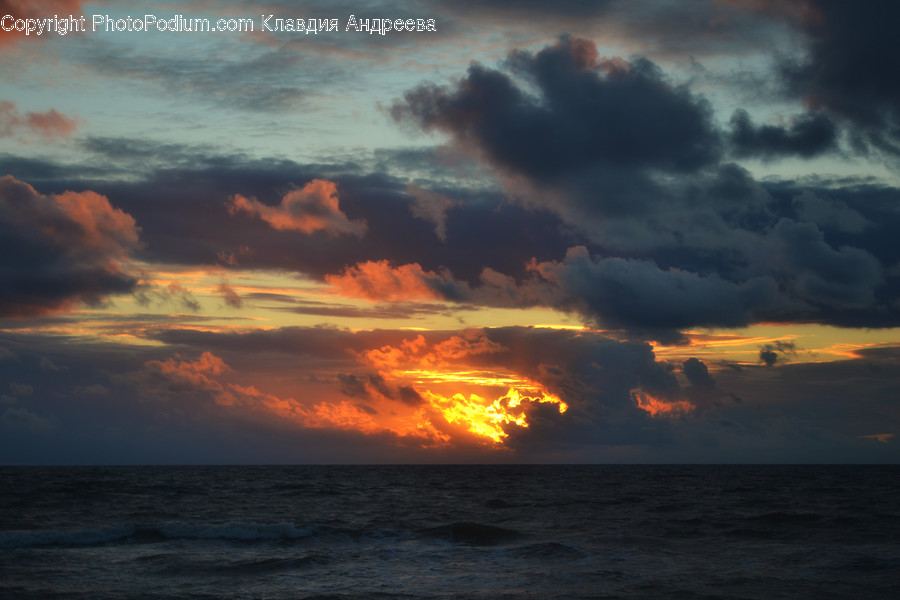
[392,35,720,183]
[728,109,838,159]
[527,246,781,335]
[0,175,140,317]
[790,190,869,234]
[681,357,740,412]
[384,34,900,335]
[682,358,715,389]
[781,0,900,154]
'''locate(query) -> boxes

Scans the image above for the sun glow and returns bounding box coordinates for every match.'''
[351,332,571,445]
[422,385,567,444]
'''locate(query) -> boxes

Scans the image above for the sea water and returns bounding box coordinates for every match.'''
[1,465,898,599]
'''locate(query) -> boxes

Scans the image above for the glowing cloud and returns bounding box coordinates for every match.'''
[422,386,567,444]
[632,389,694,418]
[147,352,229,389]
[228,179,365,237]
[326,260,466,302]
[355,331,569,446]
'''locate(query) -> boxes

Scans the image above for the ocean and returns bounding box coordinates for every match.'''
[1,465,897,599]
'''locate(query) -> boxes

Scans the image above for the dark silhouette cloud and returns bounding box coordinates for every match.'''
[759,340,797,366]
[782,0,900,154]
[728,109,837,159]
[392,36,720,182]
[682,358,715,389]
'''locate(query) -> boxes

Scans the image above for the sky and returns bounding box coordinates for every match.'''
[1,0,899,464]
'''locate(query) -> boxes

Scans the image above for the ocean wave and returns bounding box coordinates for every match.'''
[0,524,137,549]
[507,541,591,560]
[0,521,346,549]
[421,522,522,546]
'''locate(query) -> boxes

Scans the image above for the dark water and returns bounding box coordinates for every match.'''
[1,465,898,599]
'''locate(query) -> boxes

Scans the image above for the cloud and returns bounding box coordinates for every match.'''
[326,260,470,302]
[1,406,57,432]
[758,340,797,366]
[392,35,720,182]
[781,0,900,154]
[682,358,715,388]
[228,179,365,237]
[4,325,896,463]
[407,183,458,241]
[217,282,243,309]
[40,356,61,371]
[0,101,77,139]
[791,190,868,234]
[526,246,781,333]
[146,351,230,391]
[133,281,201,312]
[728,109,837,159]
[9,382,33,396]
[763,218,883,309]
[681,357,740,411]
[6,112,898,336]
[338,373,394,401]
[0,175,140,317]
[382,34,900,334]
[0,148,575,286]
[267,298,457,320]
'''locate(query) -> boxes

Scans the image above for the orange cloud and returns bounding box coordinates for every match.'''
[54,190,140,256]
[326,260,467,302]
[0,101,76,137]
[632,389,694,418]
[228,179,365,237]
[142,351,450,444]
[147,351,229,389]
[361,330,503,374]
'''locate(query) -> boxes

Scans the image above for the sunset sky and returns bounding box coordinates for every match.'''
[1,0,898,463]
